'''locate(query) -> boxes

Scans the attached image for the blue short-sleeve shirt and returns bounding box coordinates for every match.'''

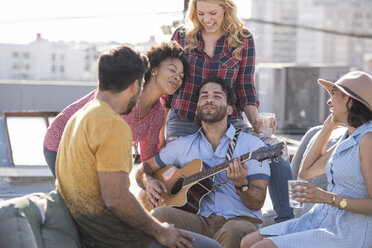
[156,125,270,220]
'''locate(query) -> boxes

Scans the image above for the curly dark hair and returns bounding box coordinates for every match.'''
[98,45,148,93]
[144,41,189,89]
[346,97,372,128]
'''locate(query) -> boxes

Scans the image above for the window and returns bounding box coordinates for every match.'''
[3,112,58,166]
[352,22,362,28]
[353,12,363,19]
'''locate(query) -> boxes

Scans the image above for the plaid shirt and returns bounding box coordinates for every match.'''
[165,26,259,124]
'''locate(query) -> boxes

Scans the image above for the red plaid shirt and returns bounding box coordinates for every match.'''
[165,26,259,124]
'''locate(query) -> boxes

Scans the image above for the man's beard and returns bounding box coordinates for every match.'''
[197,104,227,123]
[120,93,139,115]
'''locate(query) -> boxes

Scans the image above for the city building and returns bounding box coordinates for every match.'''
[0,34,85,81]
[246,0,372,74]
[296,0,372,73]
[0,34,156,82]
[248,0,298,63]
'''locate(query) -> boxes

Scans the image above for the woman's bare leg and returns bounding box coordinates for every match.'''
[241,231,277,248]
[251,240,277,248]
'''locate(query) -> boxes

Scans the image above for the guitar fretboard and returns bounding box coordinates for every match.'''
[182,152,252,186]
[181,142,284,187]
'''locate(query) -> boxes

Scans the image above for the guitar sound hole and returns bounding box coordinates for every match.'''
[170,177,184,196]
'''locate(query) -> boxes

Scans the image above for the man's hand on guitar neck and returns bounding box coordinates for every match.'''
[226,157,249,187]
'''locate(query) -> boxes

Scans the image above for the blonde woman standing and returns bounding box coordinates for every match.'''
[164,0,294,225]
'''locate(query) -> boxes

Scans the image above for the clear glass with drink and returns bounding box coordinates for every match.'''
[288,179,307,208]
[258,112,276,137]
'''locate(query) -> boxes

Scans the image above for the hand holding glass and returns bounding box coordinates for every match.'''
[288,179,307,208]
[258,112,276,137]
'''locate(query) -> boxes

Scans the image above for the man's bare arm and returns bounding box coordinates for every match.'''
[227,158,268,211]
[98,171,193,247]
[235,179,268,211]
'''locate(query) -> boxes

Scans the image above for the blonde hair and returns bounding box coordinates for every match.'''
[185,0,251,60]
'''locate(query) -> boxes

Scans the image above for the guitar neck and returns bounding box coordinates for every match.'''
[183,152,252,187]
[181,142,284,187]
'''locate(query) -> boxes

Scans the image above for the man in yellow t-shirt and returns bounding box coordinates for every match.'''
[55,45,219,248]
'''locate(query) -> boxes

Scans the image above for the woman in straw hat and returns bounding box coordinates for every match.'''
[241,71,372,248]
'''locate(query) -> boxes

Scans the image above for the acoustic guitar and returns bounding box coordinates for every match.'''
[138,142,284,214]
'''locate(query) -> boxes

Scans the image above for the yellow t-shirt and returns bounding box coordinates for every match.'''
[56,100,152,248]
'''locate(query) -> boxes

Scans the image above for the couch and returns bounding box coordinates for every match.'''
[0,126,347,245]
[0,190,81,248]
[290,125,346,217]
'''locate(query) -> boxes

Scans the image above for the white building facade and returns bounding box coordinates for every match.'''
[0,36,86,81]
[0,34,153,82]
[248,0,298,63]
[247,0,372,74]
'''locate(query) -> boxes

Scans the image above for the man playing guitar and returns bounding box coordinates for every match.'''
[136,76,271,248]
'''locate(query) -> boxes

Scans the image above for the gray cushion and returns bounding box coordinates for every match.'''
[0,190,81,248]
[41,190,81,248]
[291,125,346,217]
[0,200,38,248]
[291,125,323,179]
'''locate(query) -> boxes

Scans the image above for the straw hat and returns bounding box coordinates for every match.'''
[318,71,372,111]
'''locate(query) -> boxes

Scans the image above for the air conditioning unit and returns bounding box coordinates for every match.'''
[256,64,349,132]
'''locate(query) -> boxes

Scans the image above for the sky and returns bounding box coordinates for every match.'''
[1,0,251,44]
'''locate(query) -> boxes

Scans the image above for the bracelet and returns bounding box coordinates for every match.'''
[331,194,336,208]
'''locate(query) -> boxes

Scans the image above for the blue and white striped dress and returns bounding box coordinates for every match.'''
[259,121,372,248]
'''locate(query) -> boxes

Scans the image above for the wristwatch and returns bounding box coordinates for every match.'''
[339,198,347,209]
[235,185,249,192]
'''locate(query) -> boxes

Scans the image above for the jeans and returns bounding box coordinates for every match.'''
[148,229,222,248]
[166,110,294,223]
[43,146,57,178]
[152,207,258,248]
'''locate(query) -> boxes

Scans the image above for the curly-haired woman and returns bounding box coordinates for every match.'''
[43,41,189,177]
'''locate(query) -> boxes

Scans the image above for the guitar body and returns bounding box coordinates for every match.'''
[138,158,214,214]
[138,142,284,214]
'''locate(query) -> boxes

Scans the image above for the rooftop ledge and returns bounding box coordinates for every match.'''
[0,166,53,178]
[0,79,96,86]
